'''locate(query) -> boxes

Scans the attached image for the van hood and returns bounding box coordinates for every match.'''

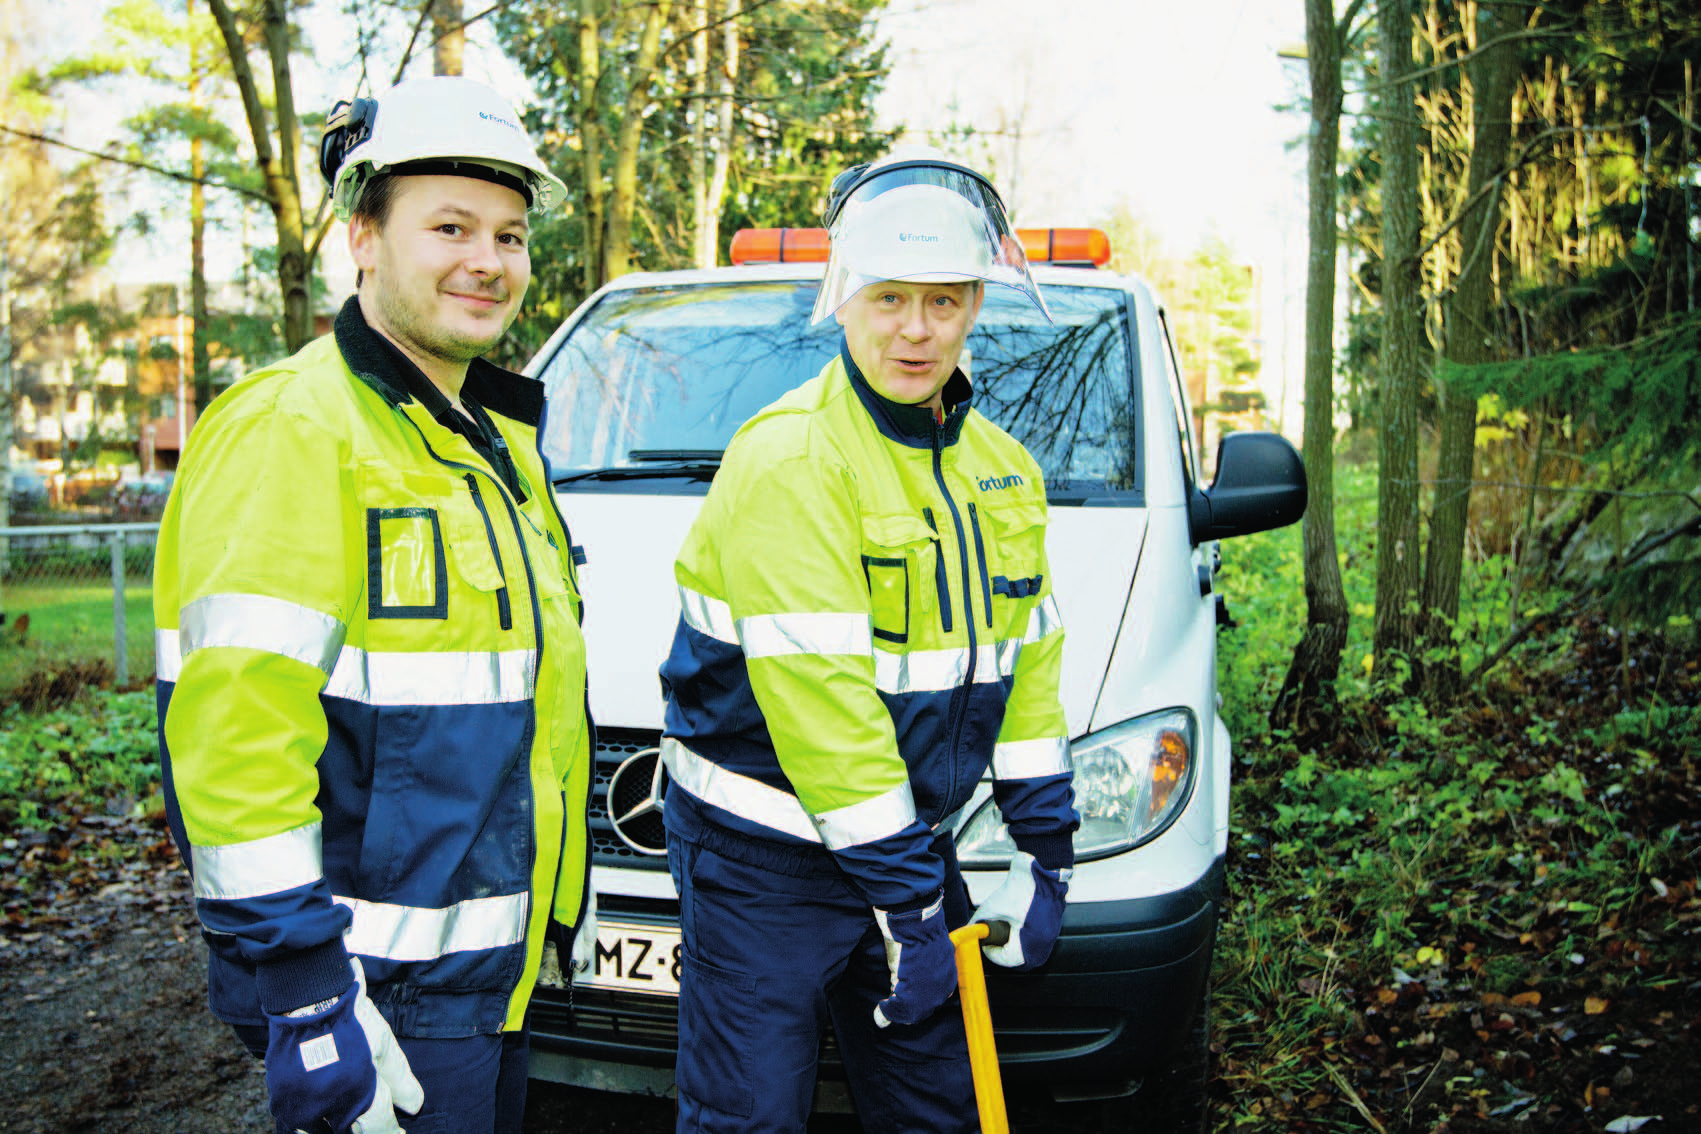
[558,489,1147,738]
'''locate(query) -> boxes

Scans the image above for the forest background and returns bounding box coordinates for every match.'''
[1,0,1698,1131]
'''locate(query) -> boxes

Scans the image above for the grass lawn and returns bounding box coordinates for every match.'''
[0,578,156,700]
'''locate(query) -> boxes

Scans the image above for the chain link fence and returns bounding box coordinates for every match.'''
[0,523,158,708]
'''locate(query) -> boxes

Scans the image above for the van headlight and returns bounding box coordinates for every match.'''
[954,709,1199,866]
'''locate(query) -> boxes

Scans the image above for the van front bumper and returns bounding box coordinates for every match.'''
[526,856,1223,1103]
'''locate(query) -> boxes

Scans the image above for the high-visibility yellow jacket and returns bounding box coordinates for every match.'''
[154,301,591,1036]
[660,345,1077,909]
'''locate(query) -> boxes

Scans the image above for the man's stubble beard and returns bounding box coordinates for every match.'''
[375,278,516,366]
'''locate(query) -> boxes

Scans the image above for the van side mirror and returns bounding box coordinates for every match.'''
[1187,431,1308,544]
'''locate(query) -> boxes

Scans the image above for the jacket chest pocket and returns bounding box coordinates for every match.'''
[980,499,1048,608]
[368,507,449,619]
[860,513,938,646]
[359,466,513,628]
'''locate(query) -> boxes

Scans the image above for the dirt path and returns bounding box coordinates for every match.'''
[0,865,272,1133]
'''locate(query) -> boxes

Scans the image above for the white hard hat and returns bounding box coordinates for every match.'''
[810,152,1050,324]
[319,77,566,220]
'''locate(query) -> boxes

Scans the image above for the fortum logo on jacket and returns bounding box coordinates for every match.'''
[978,473,1025,492]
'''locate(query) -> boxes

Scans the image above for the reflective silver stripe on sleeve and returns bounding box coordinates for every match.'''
[994,636,1024,679]
[813,780,918,850]
[323,647,536,706]
[992,736,1073,780]
[661,738,822,844]
[738,612,872,660]
[873,644,1007,695]
[180,593,346,675]
[336,891,529,963]
[190,822,324,901]
[1024,596,1064,643]
[678,584,738,645]
[156,629,182,682]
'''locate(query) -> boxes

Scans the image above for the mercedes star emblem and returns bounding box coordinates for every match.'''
[607,747,668,855]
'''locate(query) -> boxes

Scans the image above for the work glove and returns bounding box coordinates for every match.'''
[570,887,599,977]
[871,891,957,1029]
[970,851,1072,971]
[262,957,424,1134]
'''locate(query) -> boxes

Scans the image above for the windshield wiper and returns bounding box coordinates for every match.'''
[627,449,723,463]
[552,448,723,485]
[554,462,721,485]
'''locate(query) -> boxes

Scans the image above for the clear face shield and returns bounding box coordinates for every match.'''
[809,160,1052,325]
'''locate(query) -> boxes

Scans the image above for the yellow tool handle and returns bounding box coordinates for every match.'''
[950,921,1010,1134]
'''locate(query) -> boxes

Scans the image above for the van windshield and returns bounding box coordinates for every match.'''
[536,279,1137,492]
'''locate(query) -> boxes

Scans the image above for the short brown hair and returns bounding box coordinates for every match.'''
[352,172,402,230]
[352,173,402,287]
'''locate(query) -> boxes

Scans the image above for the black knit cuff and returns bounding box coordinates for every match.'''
[1014,831,1075,874]
[255,937,354,1016]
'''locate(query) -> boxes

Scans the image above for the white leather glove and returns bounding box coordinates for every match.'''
[871,892,957,1028]
[346,958,425,1134]
[970,851,1072,971]
[569,887,599,975]
[269,957,424,1134]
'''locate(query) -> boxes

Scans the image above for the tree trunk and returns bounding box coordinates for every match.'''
[432,0,464,76]
[191,138,210,411]
[207,0,311,353]
[704,0,738,266]
[189,0,211,414]
[261,0,309,352]
[1374,0,1424,681]
[603,0,672,280]
[1419,2,1517,703]
[689,0,710,268]
[1271,0,1351,738]
[578,0,605,292]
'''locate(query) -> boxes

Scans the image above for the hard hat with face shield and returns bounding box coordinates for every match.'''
[318,76,566,220]
[810,151,1051,324]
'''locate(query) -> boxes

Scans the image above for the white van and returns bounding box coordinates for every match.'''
[523,228,1306,1127]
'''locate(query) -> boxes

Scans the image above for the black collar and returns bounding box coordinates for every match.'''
[333,297,546,427]
[839,336,972,450]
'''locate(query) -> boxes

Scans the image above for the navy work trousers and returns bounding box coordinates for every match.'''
[234,1021,530,1134]
[668,829,979,1134]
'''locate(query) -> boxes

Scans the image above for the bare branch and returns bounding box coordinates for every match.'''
[0,122,271,203]
[394,1,501,83]
[1408,119,1649,266]
[206,0,278,176]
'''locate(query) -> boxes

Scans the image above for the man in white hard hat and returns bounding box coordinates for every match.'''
[153,76,596,1134]
[658,150,1078,1131]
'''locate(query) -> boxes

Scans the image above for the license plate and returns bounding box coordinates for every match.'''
[583,920,683,997]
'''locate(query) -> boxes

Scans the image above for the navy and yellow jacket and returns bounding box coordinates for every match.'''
[154,300,591,1037]
[660,344,1078,910]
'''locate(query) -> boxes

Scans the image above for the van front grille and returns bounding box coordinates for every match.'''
[589,727,671,870]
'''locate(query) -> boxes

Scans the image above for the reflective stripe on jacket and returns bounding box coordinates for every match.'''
[154,305,591,1037]
[660,343,1077,910]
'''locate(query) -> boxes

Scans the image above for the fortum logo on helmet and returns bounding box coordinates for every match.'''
[479,110,520,131]
[978,474,1024,492]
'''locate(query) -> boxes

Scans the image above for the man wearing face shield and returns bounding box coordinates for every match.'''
[658,151,1079,1132]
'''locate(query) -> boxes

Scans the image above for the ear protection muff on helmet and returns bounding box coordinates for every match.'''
[318,97,378,188]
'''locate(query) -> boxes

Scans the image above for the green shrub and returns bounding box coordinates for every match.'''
[0,688,159,828]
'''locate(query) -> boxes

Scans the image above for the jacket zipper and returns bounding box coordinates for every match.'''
[396,409,558,965]
[922,507,953,633]
[930,424,976,819]
[489,417,595,934]
[967,502,993,630]
[464,474,513,631]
